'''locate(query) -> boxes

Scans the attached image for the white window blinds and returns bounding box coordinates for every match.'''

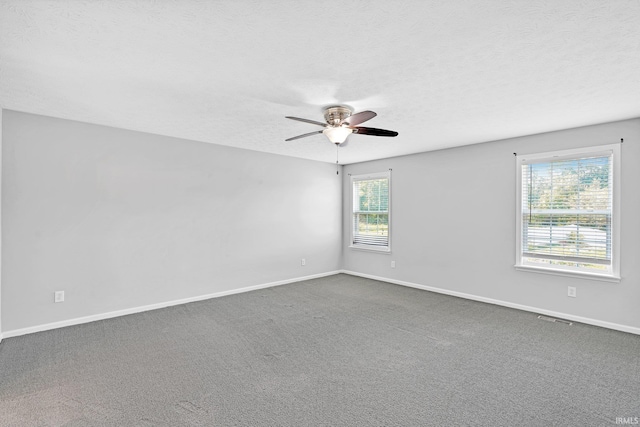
[351,172,390,249]
[518,145,618,276]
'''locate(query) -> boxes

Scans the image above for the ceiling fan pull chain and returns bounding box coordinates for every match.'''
[336,145,339,175]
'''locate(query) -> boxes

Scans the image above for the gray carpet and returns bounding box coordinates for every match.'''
[1,274,639,426]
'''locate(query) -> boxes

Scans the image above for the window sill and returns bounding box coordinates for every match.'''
[349,245,391,254]
[514,265,621,283]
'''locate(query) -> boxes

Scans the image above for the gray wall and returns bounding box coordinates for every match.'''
[1,110,342,332]
[3,110,639,335]
[0,109,3,338]
[343,119,640,330]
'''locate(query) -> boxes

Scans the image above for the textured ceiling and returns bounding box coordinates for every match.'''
[1,1,639,164]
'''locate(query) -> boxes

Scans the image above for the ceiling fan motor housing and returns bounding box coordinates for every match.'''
[323,105,352,126]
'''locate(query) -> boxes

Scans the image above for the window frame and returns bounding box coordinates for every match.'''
[515,144,621,282]
[349,170,391,253]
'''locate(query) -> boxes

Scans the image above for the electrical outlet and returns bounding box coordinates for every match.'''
[301,258,306,266]
[391,261,396,268]
[568,286,576,298]
[54,291,65,303]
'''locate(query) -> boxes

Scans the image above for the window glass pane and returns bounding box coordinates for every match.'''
[356,213,388,237]
[521,152,613,273]
[357,178,389,212]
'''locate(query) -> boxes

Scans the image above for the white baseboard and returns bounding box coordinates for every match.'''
[4,269,638,339]
[1,270,341,339]
[341,270,640,336]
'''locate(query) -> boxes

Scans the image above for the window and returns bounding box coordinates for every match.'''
[515,144,620,280]
[350,171,391,252]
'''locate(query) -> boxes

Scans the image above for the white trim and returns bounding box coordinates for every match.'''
[514,265,621,282]
[340,270,640,336]
[348,244,391,253]
[1,271,341,339]
[350,171,390,181]
[518,145,618,164]
[3,269,639,339]
[515,143,621,279]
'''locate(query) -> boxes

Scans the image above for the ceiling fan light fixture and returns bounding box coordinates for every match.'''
[323,126,353,144]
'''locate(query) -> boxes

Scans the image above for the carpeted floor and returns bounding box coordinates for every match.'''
[1,274,639,426]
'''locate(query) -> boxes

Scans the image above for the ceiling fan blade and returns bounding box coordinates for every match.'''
[285,130,324,141]
[342,110,377,126]
[352,127,398,137]
[285,116,327,127]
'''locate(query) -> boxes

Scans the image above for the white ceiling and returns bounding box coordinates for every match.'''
[1,1,639,164]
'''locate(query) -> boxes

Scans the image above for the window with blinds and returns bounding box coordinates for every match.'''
[515,144,620,279]
[350,171,391,251]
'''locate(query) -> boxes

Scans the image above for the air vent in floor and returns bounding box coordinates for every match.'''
[537,315,573,325]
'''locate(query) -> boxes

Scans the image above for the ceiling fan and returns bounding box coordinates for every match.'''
[285,105,398,145]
